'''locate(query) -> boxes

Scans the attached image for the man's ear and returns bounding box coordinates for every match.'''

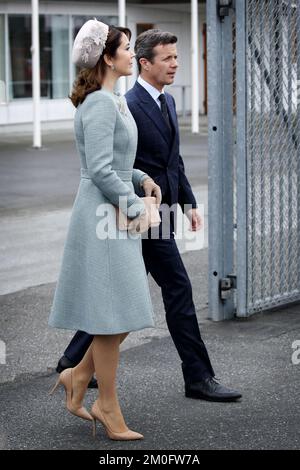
[139,58,149,70]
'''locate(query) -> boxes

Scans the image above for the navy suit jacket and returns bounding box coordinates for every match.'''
[125,81,197,215]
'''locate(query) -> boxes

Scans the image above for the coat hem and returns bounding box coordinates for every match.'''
[48,319,155,335]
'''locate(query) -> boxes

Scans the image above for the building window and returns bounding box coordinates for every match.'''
[5,14,118,101]
[8,15,32,99]
[41,15,69,99]
[8,14,69,100]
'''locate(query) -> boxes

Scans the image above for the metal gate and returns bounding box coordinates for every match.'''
[207,0,300,320]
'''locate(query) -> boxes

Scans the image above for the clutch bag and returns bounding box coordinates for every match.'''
[115,196,161,233]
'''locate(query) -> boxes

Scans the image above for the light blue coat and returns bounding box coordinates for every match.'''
[48,89,155,334]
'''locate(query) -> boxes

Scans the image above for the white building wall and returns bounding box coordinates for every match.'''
[0,2,206,128]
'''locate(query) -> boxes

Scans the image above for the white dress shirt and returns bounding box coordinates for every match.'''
[137,76,165,110]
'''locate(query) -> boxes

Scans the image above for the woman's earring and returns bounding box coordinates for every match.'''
[111,64,115,71]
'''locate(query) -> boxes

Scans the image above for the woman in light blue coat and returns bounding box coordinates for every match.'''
[49,19,161,441]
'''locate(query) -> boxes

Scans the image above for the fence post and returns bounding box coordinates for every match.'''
[235,0,248,316]
[207,0,235,320]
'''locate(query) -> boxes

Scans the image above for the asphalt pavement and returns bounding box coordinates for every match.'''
[0,121,300,450]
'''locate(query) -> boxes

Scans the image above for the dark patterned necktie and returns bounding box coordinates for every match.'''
[158,94,171,130]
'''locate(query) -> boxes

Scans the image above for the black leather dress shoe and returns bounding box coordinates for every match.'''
[185,377,242,402]
[56,355,98,389]
[56,355,75,373]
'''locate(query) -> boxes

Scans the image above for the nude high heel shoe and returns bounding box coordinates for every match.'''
[49,368,92,421]
[90,400,144,441]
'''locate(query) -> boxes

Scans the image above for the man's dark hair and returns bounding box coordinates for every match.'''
[134,29,177,73]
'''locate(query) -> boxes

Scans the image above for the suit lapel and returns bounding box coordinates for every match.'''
[134,81,173,145]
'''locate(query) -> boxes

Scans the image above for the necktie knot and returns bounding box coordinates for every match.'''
[158,93,166,104]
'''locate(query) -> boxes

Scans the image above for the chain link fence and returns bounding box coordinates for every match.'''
[243,0,300,313]
[208,0,300,319]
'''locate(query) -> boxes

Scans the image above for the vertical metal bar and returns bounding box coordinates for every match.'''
[248,0,255,311]
[269,0,276,300]
[31,0,41,148]
[118,0,126,95]
[207,0,234,320]
[287,0,293,294]
[118,0,126,26]
[69,14,74,95]
[255,0,265,300]
[4,13,9,102]
[222,6,234,318]
[297,0,300,299]
[249,0,256,312]
[236,0,248,316]
[191,0,199,133]
[207,0,223,320]
[274,0,285,295]
[259,0,265,306]
[265,0,272,302]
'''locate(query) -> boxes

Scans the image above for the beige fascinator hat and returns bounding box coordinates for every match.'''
[72,18,109,68]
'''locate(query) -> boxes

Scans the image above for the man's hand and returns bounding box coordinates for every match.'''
[186,208,203,231]
[142,177,162,206]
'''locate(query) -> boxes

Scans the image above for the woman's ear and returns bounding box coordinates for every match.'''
[103,53,112,68]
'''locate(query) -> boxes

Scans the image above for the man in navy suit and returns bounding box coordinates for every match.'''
[57,29,241,401]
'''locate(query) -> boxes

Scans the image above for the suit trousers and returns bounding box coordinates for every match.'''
[64,235,215,384]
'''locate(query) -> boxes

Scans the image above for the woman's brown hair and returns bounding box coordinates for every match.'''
[70,25,131,108]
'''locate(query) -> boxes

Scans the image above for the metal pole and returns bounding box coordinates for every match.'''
[31,0,41,148]
[236,0,248,316]
[191,0,199,133]
[69,15,74,95]
[4,14,9,103]
[297,0,300,303]
[207,0,235,320]
[118,0,126,96]
[207,0,223,319]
